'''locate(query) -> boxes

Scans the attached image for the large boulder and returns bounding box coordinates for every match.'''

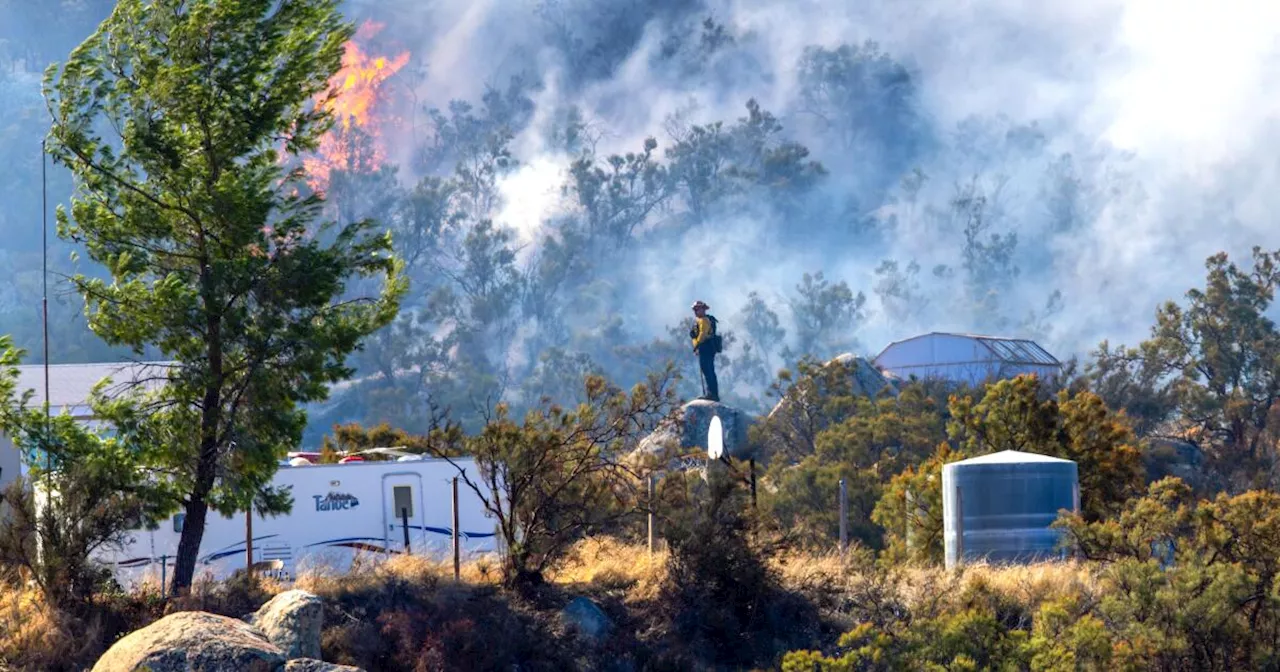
[754,355,896,464]
[283,660,365,672]
[561,596,612,641]
[246,589,325,660]
[764,355,896,422]
[635,399,753,461]
[829,354,898,396]
[92,611,285,672]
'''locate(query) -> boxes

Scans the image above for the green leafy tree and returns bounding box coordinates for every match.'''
[1026,597,1114,672]
[318,420,463,459]
[567,136,668,247]
[764,382,946,550]
[43,0,405,591]
[1053,477,1194,564]
[659,470,822,668]
[1054,479,1280,668]
[795,42,925,173]
[874,376,1144,562]
[781,607,1031,671]
[665,99,824,226]
[753,357,875,464]
[1144,247,1280,492]
[872,258,928,327]
[871,443,964,564]
[734,291,786,388]
[430,367,679,587]
[0,340,171,608]
[784,271,866,362]
[948,375,1144,521]
[1083,340,1175,438]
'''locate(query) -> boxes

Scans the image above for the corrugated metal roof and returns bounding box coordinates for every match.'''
[12,362,174,410]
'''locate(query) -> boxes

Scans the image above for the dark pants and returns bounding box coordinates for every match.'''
[698,349,719,401]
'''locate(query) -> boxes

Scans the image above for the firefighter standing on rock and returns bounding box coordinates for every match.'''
[689,300,721,402]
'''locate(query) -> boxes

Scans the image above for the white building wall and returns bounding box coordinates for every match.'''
[0,433,19,492]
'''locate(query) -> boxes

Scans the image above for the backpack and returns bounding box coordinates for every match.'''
[706,315,723,354]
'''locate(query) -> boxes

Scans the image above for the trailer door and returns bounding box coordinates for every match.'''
[383,472,425,554]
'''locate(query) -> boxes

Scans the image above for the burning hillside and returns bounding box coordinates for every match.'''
[304,20,410,193]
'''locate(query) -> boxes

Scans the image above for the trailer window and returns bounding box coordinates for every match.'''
[393,486,413,518]
[173,513,185,533]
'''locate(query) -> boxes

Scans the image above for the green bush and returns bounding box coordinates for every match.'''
[655,471,822,669]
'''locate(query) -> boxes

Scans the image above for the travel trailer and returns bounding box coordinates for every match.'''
[93,452,500,588]
[3,363,500,587]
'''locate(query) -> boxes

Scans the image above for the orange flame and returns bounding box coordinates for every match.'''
[303,20,410,193]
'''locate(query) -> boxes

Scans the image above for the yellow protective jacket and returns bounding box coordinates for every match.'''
[692,316,713,350]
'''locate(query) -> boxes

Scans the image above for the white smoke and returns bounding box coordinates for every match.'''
[352,0,1280,364]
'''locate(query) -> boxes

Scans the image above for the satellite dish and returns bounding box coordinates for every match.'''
[707,415,724,460]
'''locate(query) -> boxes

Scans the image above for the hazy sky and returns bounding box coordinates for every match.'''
[10,0,1276,369]
[398,0,1280,359]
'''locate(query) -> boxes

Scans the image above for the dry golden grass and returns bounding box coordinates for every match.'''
[892,560,1100,611]
[0,537,1114,671]
[0,579,93,669]
[111,541,1107,618]
[773,546,870,588]
[547,537,669,602]
[294,550,503,596]
[954,560,1099,606]
[538,537,1103,619]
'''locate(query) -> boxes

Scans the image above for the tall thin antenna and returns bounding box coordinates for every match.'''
[42,139,50,478]
[42,138,49,417]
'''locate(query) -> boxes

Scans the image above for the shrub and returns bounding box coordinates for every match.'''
[654,470,821,669]
[303,557,571,671]
[163,572,278,618]
[0,342,173,611]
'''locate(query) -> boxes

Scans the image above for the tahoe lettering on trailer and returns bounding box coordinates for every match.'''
[314,492,360,512]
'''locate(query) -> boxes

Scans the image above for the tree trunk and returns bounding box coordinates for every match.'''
[173,390,222,592]
[173,287,223,592]
[172,490,210,594]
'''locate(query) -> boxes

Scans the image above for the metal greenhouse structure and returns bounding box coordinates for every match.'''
[873,332,1062,387]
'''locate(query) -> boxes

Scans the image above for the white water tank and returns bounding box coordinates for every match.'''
[942,450,1079,568]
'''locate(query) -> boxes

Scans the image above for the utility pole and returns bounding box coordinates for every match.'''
[838,478,848,556]
[41,139,50,482]
[41,139,49,421]
[245,503,254,577]
[647,473,655,555]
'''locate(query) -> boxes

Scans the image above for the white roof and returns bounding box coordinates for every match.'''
[946,450,1075,466]
[12,362,174,410]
